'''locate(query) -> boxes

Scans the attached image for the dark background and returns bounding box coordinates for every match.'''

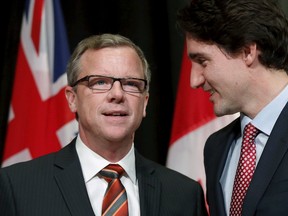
[0,0,190,166]
[1,0,288,166]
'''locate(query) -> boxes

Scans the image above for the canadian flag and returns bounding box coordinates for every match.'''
[166,45,238,195]
[2,0,78,167]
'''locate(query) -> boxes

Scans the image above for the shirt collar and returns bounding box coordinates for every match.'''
[241,84,288,135]
[75,135,137,184]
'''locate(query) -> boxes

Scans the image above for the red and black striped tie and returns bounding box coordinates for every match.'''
[99,164,128,216]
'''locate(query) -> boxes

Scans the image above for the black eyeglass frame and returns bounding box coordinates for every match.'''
[70,74,148,93]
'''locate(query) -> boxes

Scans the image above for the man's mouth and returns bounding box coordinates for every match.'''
[103,111,128,116]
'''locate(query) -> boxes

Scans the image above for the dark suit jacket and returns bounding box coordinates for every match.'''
[0,139,208,216]
[204,102,288,216]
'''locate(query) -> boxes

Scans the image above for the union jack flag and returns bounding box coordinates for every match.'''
[2,0,78,167]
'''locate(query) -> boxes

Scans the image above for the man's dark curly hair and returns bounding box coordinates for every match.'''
[177,0,288,73]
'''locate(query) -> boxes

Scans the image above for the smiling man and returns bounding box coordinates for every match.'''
[177,0,288,216]
[0,34,208,216]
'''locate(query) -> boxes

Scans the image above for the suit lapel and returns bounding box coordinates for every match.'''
[211,119,241,215]
[53,140,95,216]
[135,151,161,216]
[243,103,288,215]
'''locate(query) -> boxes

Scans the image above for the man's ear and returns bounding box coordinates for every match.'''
[243,43,258,66]
[142,93,149,118]
[65,86,77,113]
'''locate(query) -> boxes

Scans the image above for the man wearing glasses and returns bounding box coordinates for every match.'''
[0,33,208,216]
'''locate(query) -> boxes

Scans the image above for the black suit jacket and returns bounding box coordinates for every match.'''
[204,102,288,216]
[0,139,208,216]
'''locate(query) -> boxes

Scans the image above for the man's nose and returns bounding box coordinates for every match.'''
[190,64,205,89]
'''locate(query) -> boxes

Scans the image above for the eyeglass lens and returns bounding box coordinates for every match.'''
[88,76,145,93]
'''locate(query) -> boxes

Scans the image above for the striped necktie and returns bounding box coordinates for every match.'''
[99,164,128,216]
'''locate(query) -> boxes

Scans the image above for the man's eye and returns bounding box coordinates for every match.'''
[126,81,138,87]
[92,79,106,85]
[89,78,111,88]
[197,58,206,65]
[95,79,106,85]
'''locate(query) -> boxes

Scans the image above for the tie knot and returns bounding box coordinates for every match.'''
[243,123,259,142]
[99,164,125,180]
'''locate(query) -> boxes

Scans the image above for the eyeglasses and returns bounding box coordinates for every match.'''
[71,75,147,93]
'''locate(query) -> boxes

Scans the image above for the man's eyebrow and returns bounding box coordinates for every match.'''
[188,52,206,60]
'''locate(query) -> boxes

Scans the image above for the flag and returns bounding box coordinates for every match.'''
[166,45,239,195]
[2,0,78,167]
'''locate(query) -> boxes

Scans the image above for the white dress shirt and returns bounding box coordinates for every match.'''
[220,84,288,214]
[76,136,140,216]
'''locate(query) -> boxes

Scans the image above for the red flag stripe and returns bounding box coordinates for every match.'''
[31,0,44,54]
[169,44,215,145]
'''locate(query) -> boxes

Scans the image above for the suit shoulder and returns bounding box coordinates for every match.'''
[138,154,201,187]
[1,141,76,175]
[1,151,56,176]
[158,163,200,184]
